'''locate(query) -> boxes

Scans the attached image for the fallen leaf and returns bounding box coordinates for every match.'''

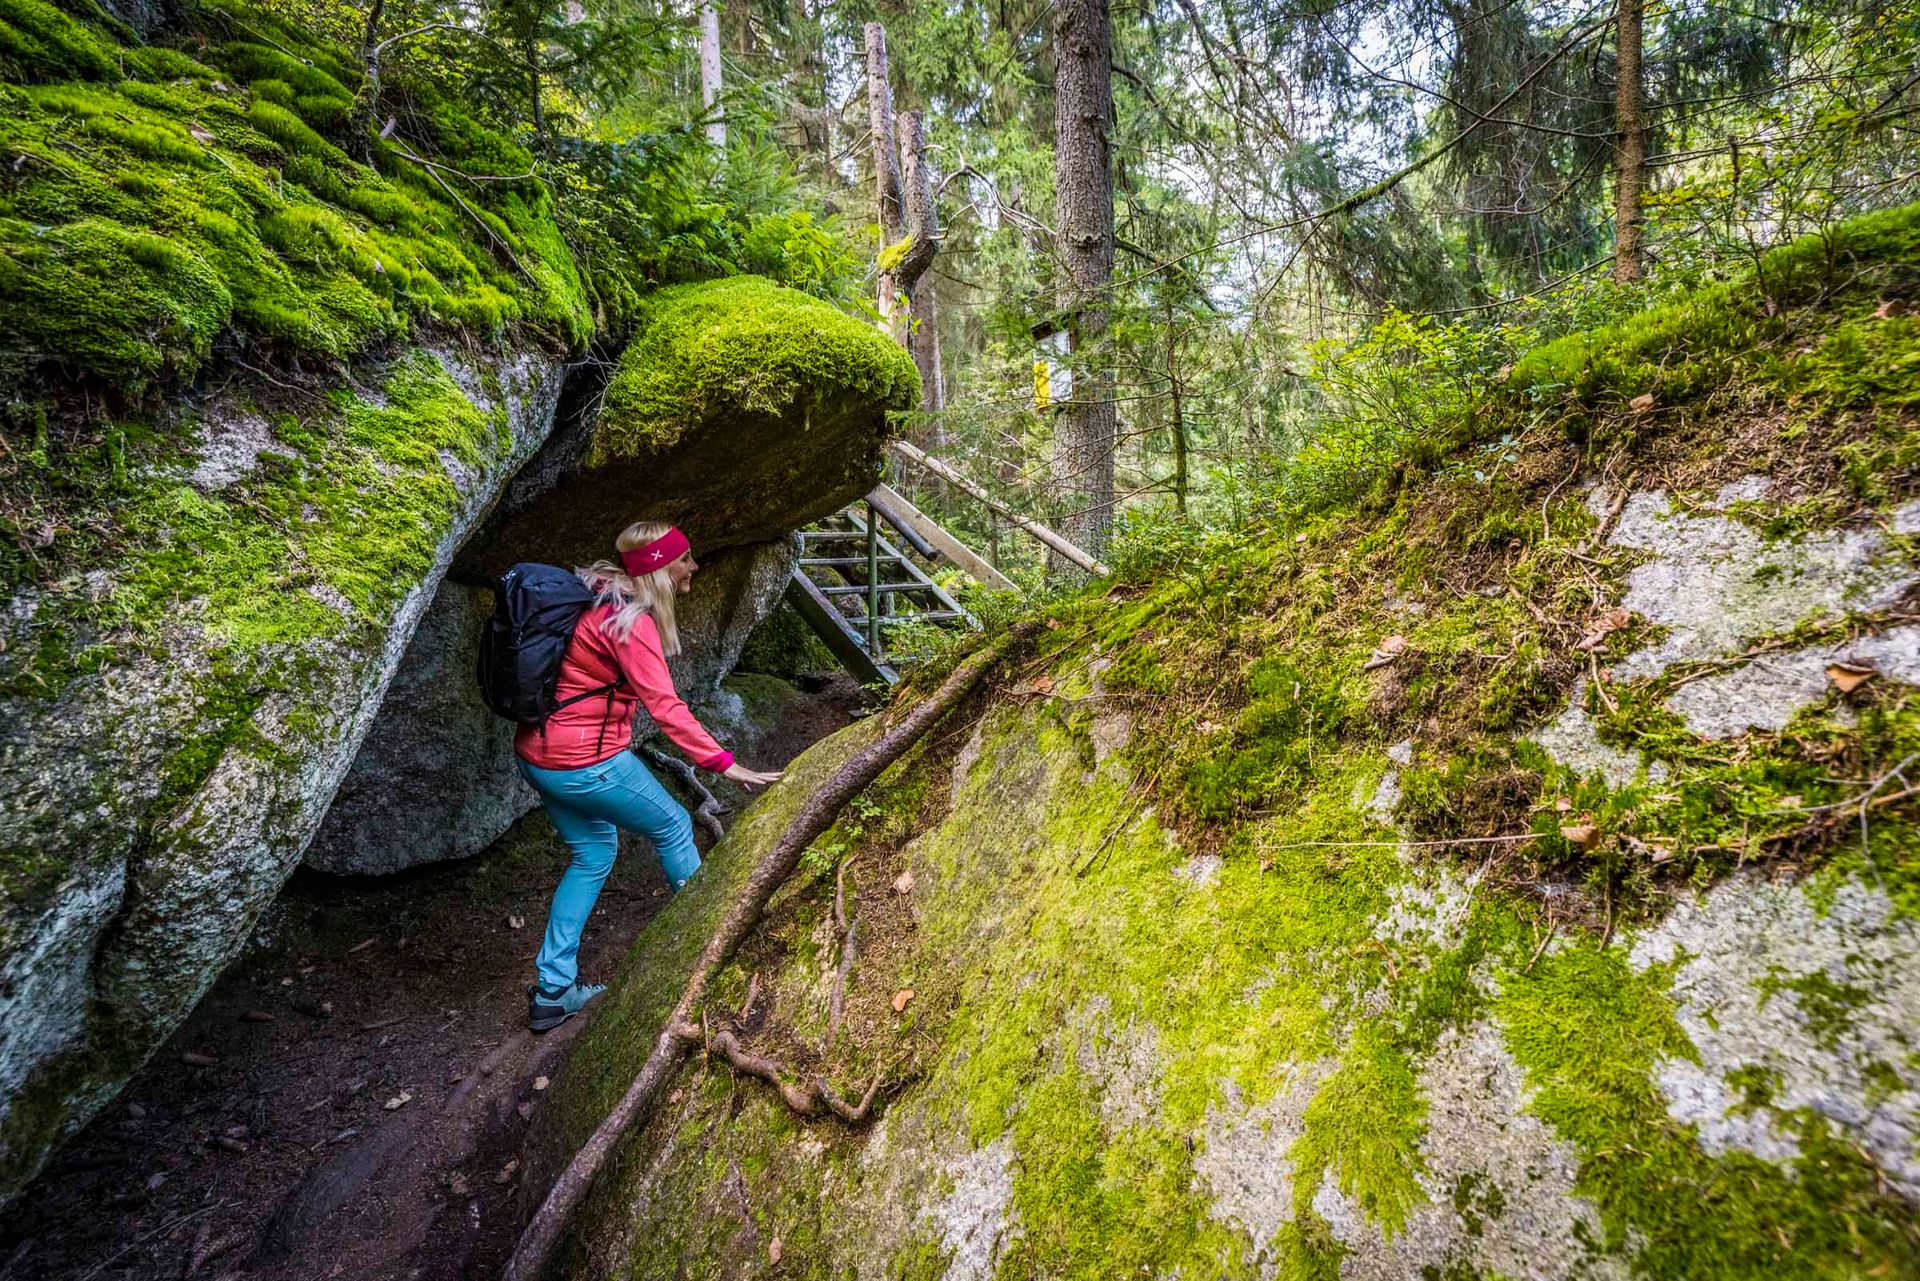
[240,1009,274,1023]
[1196,719,1223,735]
[383,1092,412,1111]
[213,1135,247,1154]
[495,1159,519,1185]
[1764,296,1779,318]
[507,914,525,930]
[1011,674,1056,698]
[892,869,916,895]
[516,1101,534,1121]
[1559,823,1602,851]
[1362,634,1408,671]
[891,988,915,1013]
[668,1088,684,1104]
[769,1238,784,1265]
[1554,797,1573,813]
[1873,299,1901,320]
[188,123,215,144]
[1573,606,1633,652]
[1827,662,1875,693]
[533,1075,549,1092]
[1778,794,1805,810]
[1046,619,1062,629]
[448,1173,470,1197]
[1629,392,1656,413]
[181,1051,217,1068]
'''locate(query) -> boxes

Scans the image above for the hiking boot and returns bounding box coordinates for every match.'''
[528,980,606,1032]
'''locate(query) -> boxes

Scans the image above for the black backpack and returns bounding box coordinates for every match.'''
[477,563,625,728]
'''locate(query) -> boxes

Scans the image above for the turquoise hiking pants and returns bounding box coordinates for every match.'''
[517,751,701,992]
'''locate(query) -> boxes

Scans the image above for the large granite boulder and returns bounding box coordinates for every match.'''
[540,473,1920,1278]
[0,344,566,1203]
[460,275,920,574]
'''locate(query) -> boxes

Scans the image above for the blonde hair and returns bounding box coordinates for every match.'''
[577,519,683,655]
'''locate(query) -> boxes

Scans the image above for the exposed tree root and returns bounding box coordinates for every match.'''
[506,628,1029,1281]
[642,745,728,840]
[679,1023,892,1122]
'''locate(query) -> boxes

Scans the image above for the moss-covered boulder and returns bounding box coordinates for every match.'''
[461,276,921,573]
[0,341,567,1203]
[536,213,1920,1279]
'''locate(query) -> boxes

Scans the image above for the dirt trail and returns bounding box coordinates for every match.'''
[1,677,861,1281]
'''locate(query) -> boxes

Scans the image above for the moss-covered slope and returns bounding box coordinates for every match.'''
[542,206,1920,1280]
[0,0,589,398]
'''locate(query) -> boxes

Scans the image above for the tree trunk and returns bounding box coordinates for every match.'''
[524,26,546,150]
[699,0,725,147]
[1167,324,1188,515]
[349,0,385,164]
[1051,0,1118,566]
[896,110,943,421]
[1612,0,1645,282]
[865,22,905,325]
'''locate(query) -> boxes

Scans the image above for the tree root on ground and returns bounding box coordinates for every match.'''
[642,745,727,840]
[676,1022,891,1122]
[506,627,1030,1281]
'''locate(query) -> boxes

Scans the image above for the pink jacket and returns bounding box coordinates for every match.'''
[514,605,734,773]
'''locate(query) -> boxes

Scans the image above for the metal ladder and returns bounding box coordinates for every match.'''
[786,500,980,685]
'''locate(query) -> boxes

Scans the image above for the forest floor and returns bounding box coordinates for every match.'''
[0,674,864,1281]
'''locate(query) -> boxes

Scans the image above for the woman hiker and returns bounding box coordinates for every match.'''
[515,520,782,1031]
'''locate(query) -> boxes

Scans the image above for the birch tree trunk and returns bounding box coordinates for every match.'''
[1052,0,1118,564]
[699,0,725,148]
[1612,0,1645,282]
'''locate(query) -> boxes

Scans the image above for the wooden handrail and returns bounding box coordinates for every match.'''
[886,441,1109,576]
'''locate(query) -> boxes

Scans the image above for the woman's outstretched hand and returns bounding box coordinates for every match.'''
[723,762,783,791]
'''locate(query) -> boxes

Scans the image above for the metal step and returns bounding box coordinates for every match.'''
[799,555,906,568]
[799,530,865,540]
[844,610,964,626]
[818,582,935,597]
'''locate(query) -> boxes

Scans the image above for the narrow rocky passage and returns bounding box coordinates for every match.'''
[0,678,863,1281]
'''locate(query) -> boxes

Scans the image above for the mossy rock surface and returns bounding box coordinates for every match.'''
[0,340,566,1204]
[541,209,1920,1280]
[465,277,921,571]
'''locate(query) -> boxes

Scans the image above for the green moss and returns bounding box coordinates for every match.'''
[1498,944,1920,1277]
[597,276,920,460]
[0,0,118,82]
[0,0,592,399]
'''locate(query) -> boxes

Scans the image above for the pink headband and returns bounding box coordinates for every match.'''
[621,527,690,577]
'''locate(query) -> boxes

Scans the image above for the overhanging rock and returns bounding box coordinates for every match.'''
[309,278,916,877]
[462,275,921,573]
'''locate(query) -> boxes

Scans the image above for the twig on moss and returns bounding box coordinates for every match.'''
[506,627,1031,1281]
[826,914,859,1054]
[386,141,534,281]
[1262,832,1545,852]
[1524,910,1558,973]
